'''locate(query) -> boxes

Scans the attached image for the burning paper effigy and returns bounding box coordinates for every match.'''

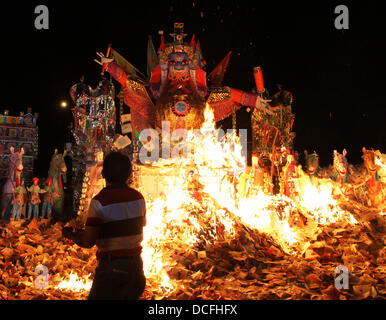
[0,22,385,301]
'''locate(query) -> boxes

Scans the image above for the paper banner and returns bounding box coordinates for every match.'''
[120,113,131,123]
[113,134,132,149]
[121,122,132,134]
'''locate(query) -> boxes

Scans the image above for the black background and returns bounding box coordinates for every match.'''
[0,1,385,177]
[0,299,384,317]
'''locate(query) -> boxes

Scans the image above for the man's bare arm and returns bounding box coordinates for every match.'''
[62,226,100,249]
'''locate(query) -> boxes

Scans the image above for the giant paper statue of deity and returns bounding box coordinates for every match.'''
[95,22,272,144]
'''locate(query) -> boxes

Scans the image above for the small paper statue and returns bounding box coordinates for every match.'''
[282,154,300,199]
[27,178,46,219]
[11,180,27,219]
[186,169,203,201]
[41,178,54,218]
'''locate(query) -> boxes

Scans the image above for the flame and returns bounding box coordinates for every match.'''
[375,152,386,184]
[296,174,358,225]
[138,104,358,295]
[61,104,361,296]
[375,154,386,169]
[56,272,92,292]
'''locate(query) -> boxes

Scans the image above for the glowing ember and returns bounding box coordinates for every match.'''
[56,272,92,292]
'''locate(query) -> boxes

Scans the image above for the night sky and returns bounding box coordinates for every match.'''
[1,1,385,177]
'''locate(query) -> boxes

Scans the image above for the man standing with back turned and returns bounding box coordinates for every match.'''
[62,152,146,300]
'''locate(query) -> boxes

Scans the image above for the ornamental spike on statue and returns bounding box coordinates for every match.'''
[170,22,187,43]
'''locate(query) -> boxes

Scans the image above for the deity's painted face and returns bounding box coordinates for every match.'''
[168,52,190,72]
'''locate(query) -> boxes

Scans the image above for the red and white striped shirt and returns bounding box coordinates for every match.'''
[86,184,146,259]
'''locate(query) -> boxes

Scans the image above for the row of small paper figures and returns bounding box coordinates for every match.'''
[8,177,55,219]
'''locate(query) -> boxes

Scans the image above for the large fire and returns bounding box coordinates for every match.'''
[134,104,359,295]
[52,105,383,298]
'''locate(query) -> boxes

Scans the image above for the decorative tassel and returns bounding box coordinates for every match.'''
[232,105,236,131]
[158,30,165,51]
[370,175,375,188]
[190,34,196,50]
[15,172,20,187]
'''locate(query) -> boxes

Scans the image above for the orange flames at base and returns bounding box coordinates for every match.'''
[56,272,92,292]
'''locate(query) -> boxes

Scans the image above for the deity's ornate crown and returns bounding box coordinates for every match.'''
[158,22,199,66]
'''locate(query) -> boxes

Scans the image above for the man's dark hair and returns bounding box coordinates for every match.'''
[102,152,132,184]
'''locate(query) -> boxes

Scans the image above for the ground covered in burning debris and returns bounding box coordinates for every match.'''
[0,197,384,300]
[1,102,379,300]
[142,196,385,300]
